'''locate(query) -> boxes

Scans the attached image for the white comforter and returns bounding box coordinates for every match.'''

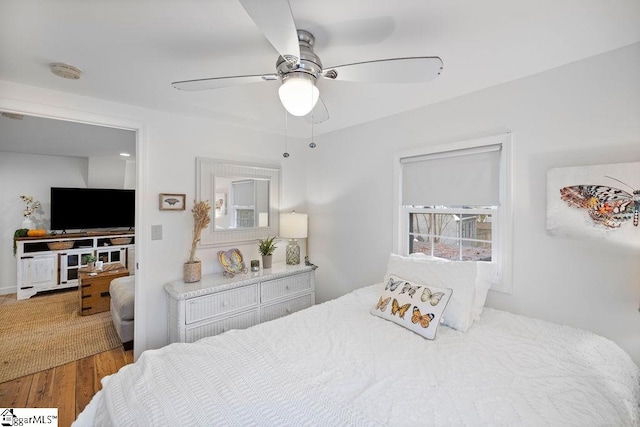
[76,284,640,426]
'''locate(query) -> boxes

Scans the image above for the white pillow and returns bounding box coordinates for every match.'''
[385,254,477,332]
[472,261,497,320]
[409,253,497,321]
[370,274,453,340]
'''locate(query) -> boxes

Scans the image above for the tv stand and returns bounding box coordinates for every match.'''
[14,231,135,300]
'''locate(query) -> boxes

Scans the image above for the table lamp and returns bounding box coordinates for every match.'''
[279,211,308,265]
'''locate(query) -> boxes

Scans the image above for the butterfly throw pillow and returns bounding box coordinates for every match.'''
[384,254,478,332]
[370,274,453,340]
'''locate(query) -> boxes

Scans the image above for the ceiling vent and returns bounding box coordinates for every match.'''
[49,62,82,80]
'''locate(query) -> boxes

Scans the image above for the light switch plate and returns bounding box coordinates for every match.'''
[151,224,163,240]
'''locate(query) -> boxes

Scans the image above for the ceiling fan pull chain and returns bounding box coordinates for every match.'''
[283,110,290,158]
[309,114,317,149]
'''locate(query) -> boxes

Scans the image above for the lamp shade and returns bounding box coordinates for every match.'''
[279,212,308,239]
[278,74,319,117]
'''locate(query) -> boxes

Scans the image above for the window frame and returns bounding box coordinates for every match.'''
[393,134,513,293]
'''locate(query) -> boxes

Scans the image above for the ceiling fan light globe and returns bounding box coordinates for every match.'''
[278,75,319,116]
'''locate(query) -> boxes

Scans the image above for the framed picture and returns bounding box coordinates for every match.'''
[547,161,639,246]
[214,192,227,217]
[159,193,186,211]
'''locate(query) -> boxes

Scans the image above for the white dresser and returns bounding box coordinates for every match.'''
[164,263,315,343]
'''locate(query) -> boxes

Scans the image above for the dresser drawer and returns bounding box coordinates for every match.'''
[261,293,315,323]
[185,284,258,324]
[261,272,311,303]
[186,309,259,343]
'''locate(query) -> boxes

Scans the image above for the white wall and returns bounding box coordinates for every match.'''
[88,157,127,188]
[0,152,88,293]
[0,80,310,357]
[307,42,640,364]
[124,160,136,189]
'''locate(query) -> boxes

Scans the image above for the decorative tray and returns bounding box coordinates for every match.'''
[217,248,248,278]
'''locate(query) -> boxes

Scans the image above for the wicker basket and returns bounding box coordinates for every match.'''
[47,241,74,250]
[110,237,133,245]
[183,261,202,283]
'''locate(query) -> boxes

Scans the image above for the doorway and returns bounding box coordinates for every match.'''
[0,104,147,360]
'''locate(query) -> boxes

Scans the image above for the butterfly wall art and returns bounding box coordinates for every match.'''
[547,162,640,246]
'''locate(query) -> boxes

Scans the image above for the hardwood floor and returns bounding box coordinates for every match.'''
[0,346,133,427]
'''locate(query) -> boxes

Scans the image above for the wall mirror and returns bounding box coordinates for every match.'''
[197,157,280,246]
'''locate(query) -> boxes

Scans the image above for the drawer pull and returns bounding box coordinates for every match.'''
[285,285,290,290]
[101,291,110,297]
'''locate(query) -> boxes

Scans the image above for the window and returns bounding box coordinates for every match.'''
[393,134,513,292]
[408,208,494,261]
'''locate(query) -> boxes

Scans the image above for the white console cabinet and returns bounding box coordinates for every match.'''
[165,263,315,343]
[15,232,135,300]
[20,254,57,291]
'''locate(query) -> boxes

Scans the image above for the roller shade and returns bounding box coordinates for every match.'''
[401,144,501,206]
[232,180,255,207]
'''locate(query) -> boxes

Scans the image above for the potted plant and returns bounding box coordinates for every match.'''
[184,200,211,282]
[258,236,277,269]
[82,254,97,269]
[13,228,29,256]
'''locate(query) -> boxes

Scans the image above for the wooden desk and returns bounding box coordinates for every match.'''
[78,263,129,315]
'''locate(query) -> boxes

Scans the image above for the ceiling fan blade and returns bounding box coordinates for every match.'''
[323,57,443,83]
[305,97,329,124]
[239,0,301,65]
[172,74,278,91]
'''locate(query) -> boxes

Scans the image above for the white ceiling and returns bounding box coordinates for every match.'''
[0,0,639,144]
[0,113,135,159]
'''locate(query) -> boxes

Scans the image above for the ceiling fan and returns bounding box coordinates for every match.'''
[171,0,443,123]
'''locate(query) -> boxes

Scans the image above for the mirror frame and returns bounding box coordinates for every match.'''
[196,157,280,246]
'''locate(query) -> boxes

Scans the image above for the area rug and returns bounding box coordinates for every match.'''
[0,290,121,383]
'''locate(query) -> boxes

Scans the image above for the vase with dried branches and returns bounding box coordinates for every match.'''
[184,200,211,283]
[19,195,40,230]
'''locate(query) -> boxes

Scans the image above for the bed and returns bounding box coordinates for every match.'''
[74,254,640,426]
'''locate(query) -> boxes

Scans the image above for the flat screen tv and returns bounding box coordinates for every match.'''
[50,187,135,232]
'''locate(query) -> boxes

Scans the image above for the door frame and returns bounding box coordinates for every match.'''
[0,97,148,359]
